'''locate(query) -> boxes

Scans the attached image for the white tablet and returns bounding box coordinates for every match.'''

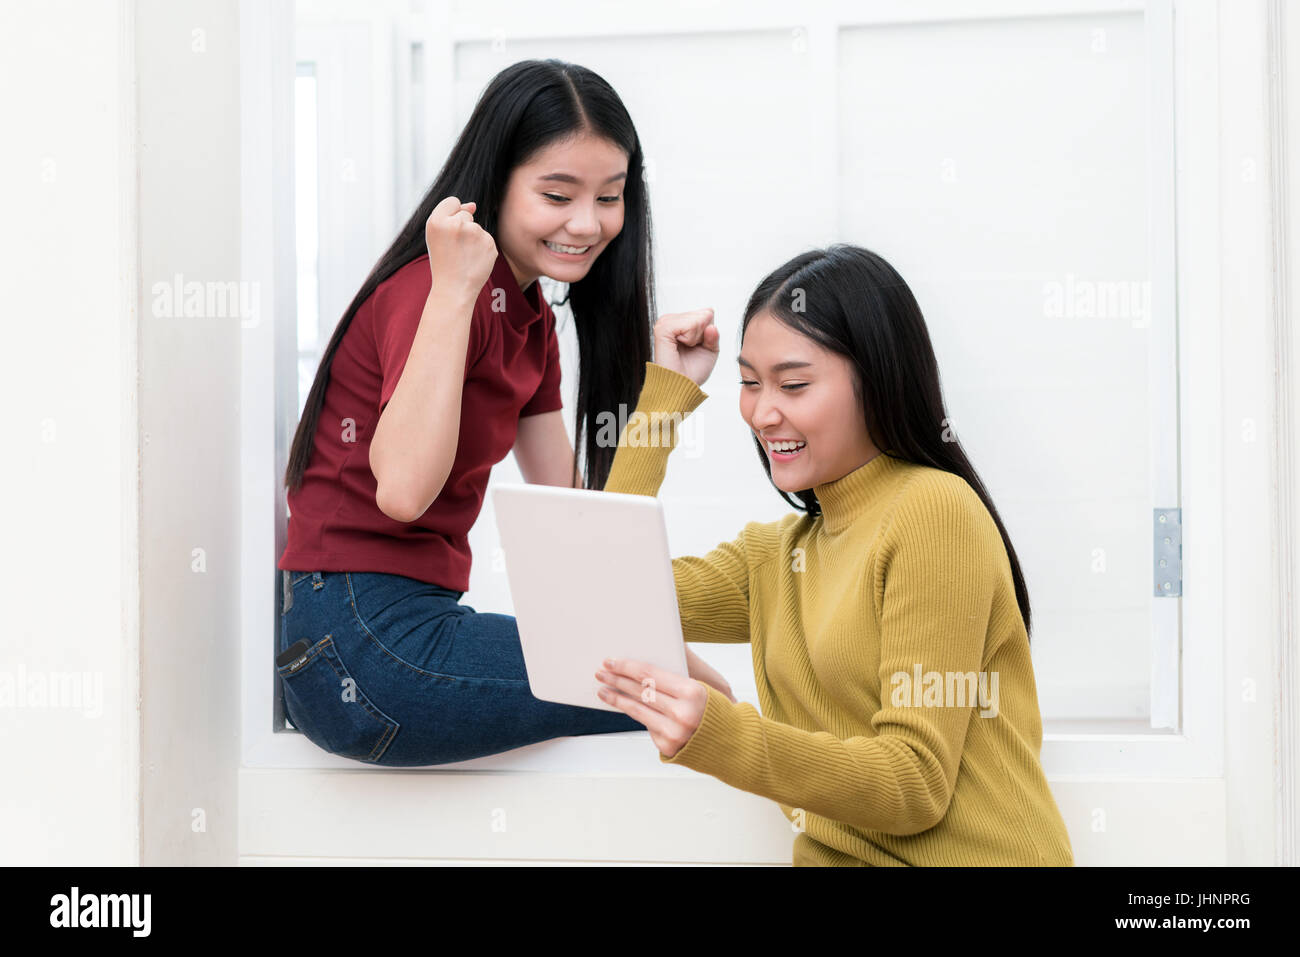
[491,482,687,713]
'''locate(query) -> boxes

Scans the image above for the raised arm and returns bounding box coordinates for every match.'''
[370,197,496,522]
[602,361,708,496]
[602,358,763,643]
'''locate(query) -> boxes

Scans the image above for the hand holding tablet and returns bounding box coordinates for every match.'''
[492,482,689,713]
[594,656,707,758]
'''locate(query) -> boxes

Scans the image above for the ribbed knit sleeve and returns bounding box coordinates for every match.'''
[659,474,1000,837]
[602,362,754,643]
[601,362,707,497]
[669,526,762,643]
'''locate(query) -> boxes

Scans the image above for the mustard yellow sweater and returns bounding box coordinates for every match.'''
[603,362,1074,867]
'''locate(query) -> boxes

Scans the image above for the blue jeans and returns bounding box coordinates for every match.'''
[278,569,643,766]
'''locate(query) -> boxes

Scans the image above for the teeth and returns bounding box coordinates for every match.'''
[766,440,806,453]
[545,240,591,254]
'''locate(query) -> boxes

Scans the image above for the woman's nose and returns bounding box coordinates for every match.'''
[567,203,600,241]
[751,394,782,428]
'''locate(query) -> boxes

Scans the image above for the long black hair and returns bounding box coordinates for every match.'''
[741,244,1032,639]
[285,59,654,493]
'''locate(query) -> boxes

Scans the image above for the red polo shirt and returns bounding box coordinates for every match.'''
[277,250,562,591]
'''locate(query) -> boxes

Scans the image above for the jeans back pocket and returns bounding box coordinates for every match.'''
[277,635,399,763]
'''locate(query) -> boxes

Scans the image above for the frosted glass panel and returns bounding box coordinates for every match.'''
[837,13,1160,722]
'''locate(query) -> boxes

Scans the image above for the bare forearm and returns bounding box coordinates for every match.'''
[370,289,475,521]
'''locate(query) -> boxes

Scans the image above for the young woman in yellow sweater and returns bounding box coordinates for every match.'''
[593,244,1073,866]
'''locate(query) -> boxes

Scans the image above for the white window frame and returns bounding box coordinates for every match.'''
[239,0,1263,784]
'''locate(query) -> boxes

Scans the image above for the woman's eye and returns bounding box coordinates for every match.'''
[739,380,806,391]
[545,193,621,204]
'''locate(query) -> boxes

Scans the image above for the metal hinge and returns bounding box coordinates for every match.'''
[1154,508,1182,597]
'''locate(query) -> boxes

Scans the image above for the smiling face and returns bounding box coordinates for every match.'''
[738,310,881,492]
[496,131,629,290]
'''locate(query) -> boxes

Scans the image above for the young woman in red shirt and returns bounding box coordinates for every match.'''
[277,59,732,766]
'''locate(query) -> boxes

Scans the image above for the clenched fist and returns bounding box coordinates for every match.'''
[653,308,719,387]
[425,195,498,301]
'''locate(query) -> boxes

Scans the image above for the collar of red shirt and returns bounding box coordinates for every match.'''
[487,250,547,327]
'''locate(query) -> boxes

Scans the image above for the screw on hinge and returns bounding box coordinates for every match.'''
[1153,508,1182,597]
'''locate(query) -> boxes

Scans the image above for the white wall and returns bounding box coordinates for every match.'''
[1,0,247,866]
[1280,0,1300,868]
[0,0,139,866]
[134,0,243,866]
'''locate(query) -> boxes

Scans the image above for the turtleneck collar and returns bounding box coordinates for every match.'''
[813,450,908,534]
[490,251,546,327]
